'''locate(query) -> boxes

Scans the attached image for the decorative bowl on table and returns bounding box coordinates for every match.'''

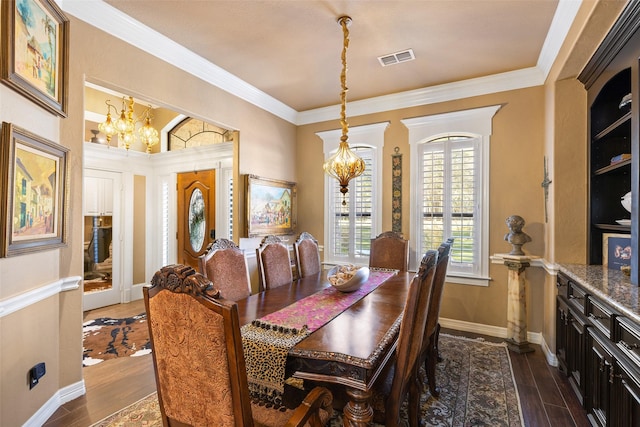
[327,265,370,293]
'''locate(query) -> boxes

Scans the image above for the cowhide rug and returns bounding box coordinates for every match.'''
[83,313,152,367]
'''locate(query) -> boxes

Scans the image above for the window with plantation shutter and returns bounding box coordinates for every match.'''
[327,147,375,264]
[216,168,233,240]
[317,122,388,266]
[228,176,233,239]
[403,106,499,286]
[420,136,479,277]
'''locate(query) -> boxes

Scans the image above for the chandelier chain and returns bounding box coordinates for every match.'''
[339,16,350,144]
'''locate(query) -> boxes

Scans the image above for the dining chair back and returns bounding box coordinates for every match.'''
[372,249,438,427]
[256,235,293,292]
[369,231,409,271]
[294,232,321,278]
[198,238,252,301]
[420,237,454,397]
[144,264,334,427]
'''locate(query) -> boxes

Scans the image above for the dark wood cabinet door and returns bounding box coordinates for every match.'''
[587,328,614,427]
[557,296,570,374]
[612,360,640,427]
[567,306,589,404]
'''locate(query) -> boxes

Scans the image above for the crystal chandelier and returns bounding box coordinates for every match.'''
[98,96,159,153]
[322,16,366,206]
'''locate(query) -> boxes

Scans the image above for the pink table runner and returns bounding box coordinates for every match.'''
[241,268,397,407]
[252,268,396,332]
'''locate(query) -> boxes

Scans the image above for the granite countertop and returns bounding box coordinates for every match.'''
[558,263,640,324]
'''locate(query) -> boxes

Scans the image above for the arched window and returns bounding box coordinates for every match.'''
[403,106,499,285]
[317,122,388,265]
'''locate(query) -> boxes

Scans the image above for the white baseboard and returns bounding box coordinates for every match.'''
[439,317,558,367]
[24,380,85,427]
[130,282,146,301]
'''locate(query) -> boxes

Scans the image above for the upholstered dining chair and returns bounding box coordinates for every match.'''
[144,264,334,427]
[256,235,293,292]
[369,231,409,271]
[372,250,438,427]
[198,238,251,301]
[293,232,321,278]
[419,237,454,397]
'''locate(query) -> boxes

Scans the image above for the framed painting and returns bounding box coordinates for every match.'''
[245,175,297,237]
[0,122,68,257]
[603,233,631,271]
[1,0,69,117]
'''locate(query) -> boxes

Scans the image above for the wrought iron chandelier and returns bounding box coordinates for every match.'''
[322,16,366,205]
[98,96,159,153]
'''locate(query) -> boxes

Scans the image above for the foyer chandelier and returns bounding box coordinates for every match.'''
[322,16,366,205]
[98,96,159,153]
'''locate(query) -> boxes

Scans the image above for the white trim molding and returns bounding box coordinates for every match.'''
[0,276,81,318]
[24,380,86,427]
[58,0,581,125]
[491,253,560,276]
[403,105,501,277]
[439,317,557,368]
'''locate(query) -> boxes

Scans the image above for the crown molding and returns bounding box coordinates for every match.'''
[58,0,580,126]
[536,0,582,77]
[299,68,542,125]
[57,0,298,123]
[84,141,233,173]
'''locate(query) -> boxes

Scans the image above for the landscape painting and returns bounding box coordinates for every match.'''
[246,175,297,237]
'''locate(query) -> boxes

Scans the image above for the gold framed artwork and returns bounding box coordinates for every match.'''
[245,175,297,237]
[1,0,69,117]
[603,233,631,270]
[0,122,68,257]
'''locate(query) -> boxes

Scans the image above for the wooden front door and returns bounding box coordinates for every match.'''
[177,170,216,269]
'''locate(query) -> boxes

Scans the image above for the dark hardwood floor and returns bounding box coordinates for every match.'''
[43,301,590,427]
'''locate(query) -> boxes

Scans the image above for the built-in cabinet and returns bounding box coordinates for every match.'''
[556,271,640,426]
[84,176,114,216]
[587,67,631,263]
[579,2,640,285]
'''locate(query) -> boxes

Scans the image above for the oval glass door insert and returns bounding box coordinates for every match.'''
[189,188,206,252]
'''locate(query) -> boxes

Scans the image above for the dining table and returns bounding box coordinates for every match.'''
[235,267,413,427]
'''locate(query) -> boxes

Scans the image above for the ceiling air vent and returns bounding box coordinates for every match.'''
[378,49,415,67]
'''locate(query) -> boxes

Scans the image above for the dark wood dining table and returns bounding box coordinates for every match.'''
[235,269,413,427]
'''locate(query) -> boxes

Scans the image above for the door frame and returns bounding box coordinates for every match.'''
[83,169,122,311]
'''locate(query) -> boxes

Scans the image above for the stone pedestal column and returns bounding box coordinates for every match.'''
[504,255,534,353]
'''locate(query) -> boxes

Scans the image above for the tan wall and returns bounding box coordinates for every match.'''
[0,73,70,425]
[0,1,629,425]
[1,15,297,426]
[133,175,146,284]
[298,86,546,331]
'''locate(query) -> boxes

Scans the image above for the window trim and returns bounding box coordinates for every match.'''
[402,105,500,286]
[317,122,389,265]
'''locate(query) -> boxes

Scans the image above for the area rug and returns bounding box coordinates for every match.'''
[90,334,523,426]
[83,313,152,367]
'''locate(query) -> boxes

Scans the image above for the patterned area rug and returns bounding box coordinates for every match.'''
[90,334,523,426]
[83,313,152,367]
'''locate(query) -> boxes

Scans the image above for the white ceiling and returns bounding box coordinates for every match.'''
[59,0,581,124]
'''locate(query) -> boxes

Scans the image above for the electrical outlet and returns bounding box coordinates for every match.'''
[29,362,45,389]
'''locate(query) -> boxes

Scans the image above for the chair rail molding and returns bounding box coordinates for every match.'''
[0,275,81,318]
